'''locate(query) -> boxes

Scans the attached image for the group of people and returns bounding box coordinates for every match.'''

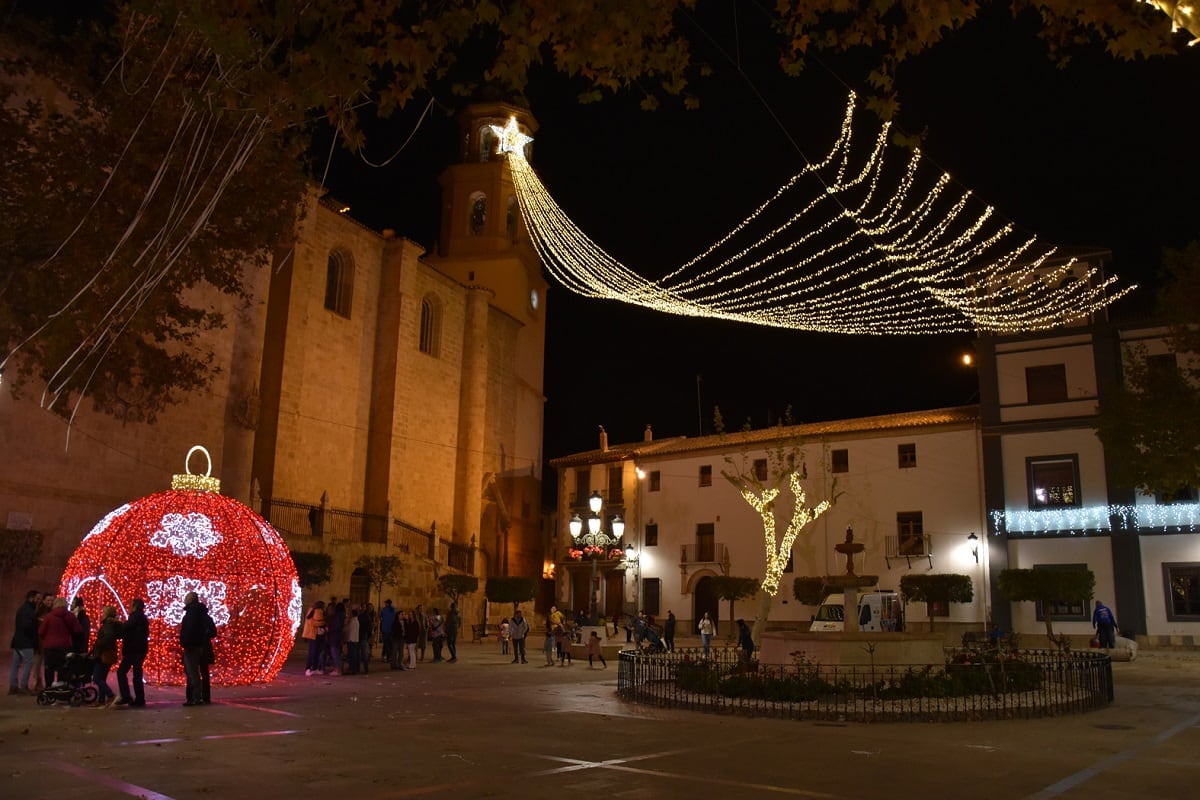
[8,588,216,708]
[300,598,463,675]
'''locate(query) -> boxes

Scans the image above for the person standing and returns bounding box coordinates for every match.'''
[698,611,715,658]
[402,610,419,669]
[116,598,149,707]
[555,623,572,667]
[508,608,529,664]
[70,596,90,654]
[344,607,361,675]
[445,602,461,663]
[549,606,565,660]
[414,604,429,662]
[89,605,122,706]
[736,618,755,667]
[9,590,40,694]
[428,609,445,662]
[38,597,82,688]
[378,600,397,665]
[499,618,511,655]
[359,602,376,666]
[664,611,677,652]
[325,600,345,676]
[542,620,556,666]
[180,591,216,706]
[302,600,326,676]
[586,630,607,669]
[1093,600,1118,649]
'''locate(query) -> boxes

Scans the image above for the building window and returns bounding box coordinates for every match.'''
[419,296,440,356]
[753,458,768,481]
[831,449,849,474]
[477,125,495,162]
[1033,563,1090,621]
[468,191,487,235]
[699,465,712,487]
[898,443,916,469]
[695,523,715,561]
[644,523,658,547]
[323,250,353,318]
[897,512,924,555]
[924,599,951,617]
[648,470,661,492]
[506,195,519,241]
[575,469,590,506]
[1156,486,1198,505]
[1027,455,1080,509]
[1026,363,1068,404]
[642,578,662,616]
[1164,563,1200,620]
[608,466,623,503]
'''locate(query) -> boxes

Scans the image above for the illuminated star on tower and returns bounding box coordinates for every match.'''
[491,116,533,156]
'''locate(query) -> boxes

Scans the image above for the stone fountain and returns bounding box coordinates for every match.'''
[759,526,946,666]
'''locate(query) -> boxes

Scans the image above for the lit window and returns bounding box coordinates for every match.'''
[1027,455,1080,509]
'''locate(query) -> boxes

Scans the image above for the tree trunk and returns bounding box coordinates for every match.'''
[751,590,772,648]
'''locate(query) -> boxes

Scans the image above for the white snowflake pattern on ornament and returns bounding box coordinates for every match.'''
[288,578,303,630]
[83,504,131,541]
[144,575,231,627]
[148,512,223,558]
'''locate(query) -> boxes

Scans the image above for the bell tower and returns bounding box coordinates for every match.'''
[426,95,547,579]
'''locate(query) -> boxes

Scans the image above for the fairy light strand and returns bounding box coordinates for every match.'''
[492,96,1134,336]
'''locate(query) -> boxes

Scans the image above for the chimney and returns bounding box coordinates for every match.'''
[599,425,608,452]
[644,424,653,442]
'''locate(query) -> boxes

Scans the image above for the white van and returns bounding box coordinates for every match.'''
[809,590,904,633]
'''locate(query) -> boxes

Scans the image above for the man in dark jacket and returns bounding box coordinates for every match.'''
[117,598,150,707]
[179,592,216,706]
[8,590,40,694]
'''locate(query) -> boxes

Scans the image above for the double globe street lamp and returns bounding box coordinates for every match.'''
[569,490,624,624]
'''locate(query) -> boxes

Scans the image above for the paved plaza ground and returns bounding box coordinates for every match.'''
[2,640,1198,799]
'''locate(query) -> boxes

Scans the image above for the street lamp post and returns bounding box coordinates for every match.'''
[569,490,624,624]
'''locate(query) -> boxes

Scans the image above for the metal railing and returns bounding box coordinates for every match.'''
[327,507,389,544]
[616,647,1113,722]
[680,542,725,564]
[263,498,316,537]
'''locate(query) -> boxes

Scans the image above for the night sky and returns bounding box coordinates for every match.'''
[319,7,1200,489]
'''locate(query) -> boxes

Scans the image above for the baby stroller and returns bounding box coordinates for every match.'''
[36,653,98,707]
[641,625,666,654]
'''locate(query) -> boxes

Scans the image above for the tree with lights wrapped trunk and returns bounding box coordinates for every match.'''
[718,408,836,648]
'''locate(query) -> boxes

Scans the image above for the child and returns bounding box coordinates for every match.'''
[499,617,510,655]
[586,630,606,669]
[542,621,556,666]
[555,624,572,667]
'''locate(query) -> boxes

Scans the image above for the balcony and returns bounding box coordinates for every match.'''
[680,542,726,565]
[884,534,932,569]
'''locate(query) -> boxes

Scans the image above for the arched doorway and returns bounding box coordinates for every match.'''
[349,567,370,607]
[692,575,721,638]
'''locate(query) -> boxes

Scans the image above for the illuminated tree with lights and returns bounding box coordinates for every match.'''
[718,409,836,647]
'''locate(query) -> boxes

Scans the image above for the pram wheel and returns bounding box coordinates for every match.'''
[36,691,54,706]
[71,686,98,707]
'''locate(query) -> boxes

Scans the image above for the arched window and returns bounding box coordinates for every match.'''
[506,195,518,241]
[478,125,496,162]
[419,295,441,356]
[349,568,370,607]
[468,191,486,236]
[324,249,353,318]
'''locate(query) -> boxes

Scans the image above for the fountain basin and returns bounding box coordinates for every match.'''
[760,631,946,667]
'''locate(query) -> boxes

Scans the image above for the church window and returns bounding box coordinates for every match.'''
[419,296,441,356]
[478,125,496,162]
[323,249,353,318]
[468,192,487,236]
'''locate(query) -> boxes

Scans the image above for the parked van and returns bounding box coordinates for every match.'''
[809,590,904,632]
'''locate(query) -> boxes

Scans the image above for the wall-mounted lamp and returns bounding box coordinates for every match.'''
[967,531,979,564]
[623,544,640,565]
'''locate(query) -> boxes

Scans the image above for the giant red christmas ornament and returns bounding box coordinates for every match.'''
[59,446,301,685]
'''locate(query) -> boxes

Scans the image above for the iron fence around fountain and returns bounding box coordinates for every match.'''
[616,646,1113,723]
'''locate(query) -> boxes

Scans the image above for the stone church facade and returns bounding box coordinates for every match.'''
[0,101,546,626]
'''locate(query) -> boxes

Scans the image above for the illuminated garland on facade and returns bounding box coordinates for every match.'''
[493,100,1133,335]
[991,503,1200,535]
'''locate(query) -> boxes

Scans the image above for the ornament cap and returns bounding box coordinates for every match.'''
[172,445,221,493]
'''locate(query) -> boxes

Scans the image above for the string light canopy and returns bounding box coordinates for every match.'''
[492,98,1134,336]
[59,446,302,686]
